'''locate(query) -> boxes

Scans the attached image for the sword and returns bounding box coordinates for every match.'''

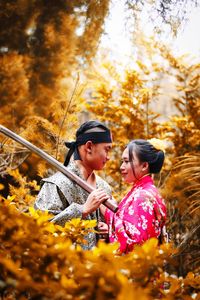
[0,125,118,213]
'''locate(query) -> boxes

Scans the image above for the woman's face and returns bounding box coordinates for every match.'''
[120,147,147,184]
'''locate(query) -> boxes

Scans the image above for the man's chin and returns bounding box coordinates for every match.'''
[95,166,104,171]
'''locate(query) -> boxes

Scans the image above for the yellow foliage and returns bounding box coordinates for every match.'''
[0,0,111,181]
[81,39,200,277]
[0,195,200,299]
[148,138,167,152]
[0,5,200,298]
[82,57,171,196]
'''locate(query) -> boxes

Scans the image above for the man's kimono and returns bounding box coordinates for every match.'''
[35,161,111,250]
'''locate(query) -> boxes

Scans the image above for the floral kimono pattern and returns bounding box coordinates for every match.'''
[105,175,166,253]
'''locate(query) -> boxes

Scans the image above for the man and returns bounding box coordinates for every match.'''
[34,120,112,249]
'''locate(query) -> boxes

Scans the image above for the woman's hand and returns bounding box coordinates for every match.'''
[98,221,108,233]
[97,221,109,242]
[82,189,110,217]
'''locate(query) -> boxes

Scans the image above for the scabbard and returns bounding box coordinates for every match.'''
[0,125,118,212]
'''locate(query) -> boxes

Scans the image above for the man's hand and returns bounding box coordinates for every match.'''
[82,189,110,218]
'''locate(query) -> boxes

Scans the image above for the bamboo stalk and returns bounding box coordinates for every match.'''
[0,125,118,212]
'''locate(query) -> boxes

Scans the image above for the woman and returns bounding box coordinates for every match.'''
[103,139,167,254]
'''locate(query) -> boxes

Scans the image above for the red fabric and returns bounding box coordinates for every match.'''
[105,175,166,253]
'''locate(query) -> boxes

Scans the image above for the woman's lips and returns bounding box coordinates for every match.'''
[121,172,127,176]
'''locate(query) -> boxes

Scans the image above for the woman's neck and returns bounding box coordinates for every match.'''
[139,173,151,180]
[133,173,151,186]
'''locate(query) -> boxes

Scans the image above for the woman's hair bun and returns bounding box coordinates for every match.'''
[149,150,165,173]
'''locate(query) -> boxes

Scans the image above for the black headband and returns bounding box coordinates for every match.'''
[64,130,112,166]
[76,131,112,145]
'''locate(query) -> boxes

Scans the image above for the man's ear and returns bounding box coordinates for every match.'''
[85,141,93,154]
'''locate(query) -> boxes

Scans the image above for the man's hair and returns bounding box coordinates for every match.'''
[76,120,110,137]
[64,120,111,166]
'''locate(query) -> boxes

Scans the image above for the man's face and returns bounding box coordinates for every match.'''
[89,142,112,170]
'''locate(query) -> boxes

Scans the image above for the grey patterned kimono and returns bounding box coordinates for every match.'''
[34,161,112,250]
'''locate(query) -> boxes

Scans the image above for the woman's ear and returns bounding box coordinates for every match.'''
[142,162,149,172]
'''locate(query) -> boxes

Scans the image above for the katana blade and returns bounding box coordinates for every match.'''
[0,125,118,212]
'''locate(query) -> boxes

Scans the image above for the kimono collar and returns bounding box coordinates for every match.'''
[69,160,96,182]
[133,174,153,189]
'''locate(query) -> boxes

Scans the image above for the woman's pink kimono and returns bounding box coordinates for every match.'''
[105,175,166,253]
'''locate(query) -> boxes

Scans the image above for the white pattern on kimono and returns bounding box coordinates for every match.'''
[128,206,135,215]
[141,215,148,230]
[139,199,154,214]
[127,223,141,236]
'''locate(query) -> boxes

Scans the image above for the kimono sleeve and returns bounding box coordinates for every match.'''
[34,182,84,226]
[115,195,160,253]
[34,182,67,214]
